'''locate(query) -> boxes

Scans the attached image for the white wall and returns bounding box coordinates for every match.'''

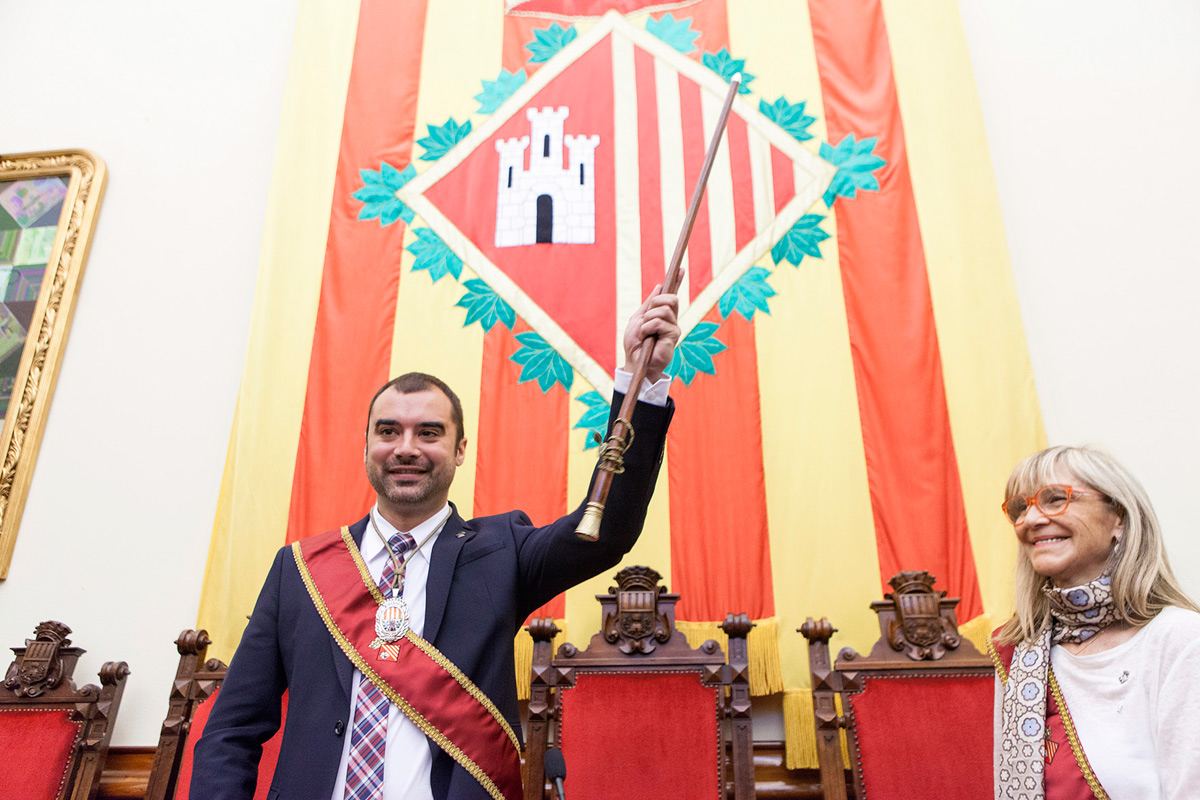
[0,3,296,745]
[0,1,1196,747]
[960,0,1200,599]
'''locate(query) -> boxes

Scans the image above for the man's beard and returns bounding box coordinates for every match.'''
[367,458,447,509]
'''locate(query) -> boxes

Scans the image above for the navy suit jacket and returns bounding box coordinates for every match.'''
[192,394,672,800]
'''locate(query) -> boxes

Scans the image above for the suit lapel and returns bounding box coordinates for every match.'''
[423,504,473,644]
[332,515,370,702]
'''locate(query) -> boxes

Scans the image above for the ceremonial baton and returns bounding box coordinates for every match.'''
[575,73,742,541]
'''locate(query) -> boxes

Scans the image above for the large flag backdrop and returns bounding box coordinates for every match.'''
[199,0,1044,767]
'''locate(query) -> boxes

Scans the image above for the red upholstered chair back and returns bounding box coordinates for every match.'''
[559,671,722,800]
[843,672,993,799]
[145,630,286,800]
[0,708,85,800]
[0,621,130,800]
[801,571,995,800]
[525,566,756,800]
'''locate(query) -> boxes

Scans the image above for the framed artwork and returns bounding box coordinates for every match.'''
[0,150,106,578]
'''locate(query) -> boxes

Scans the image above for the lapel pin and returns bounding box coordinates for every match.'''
[456,532,466,538]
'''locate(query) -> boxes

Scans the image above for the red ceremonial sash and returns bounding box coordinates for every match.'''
[990,636,1108,800]
[293,528,523,800]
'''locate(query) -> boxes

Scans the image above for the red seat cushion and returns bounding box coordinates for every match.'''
[0,706,84,800]
[175,687,287,800]
[559,672,721,800]
[846,673,993,800]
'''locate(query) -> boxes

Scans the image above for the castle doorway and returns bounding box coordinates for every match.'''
[536,194,553,243]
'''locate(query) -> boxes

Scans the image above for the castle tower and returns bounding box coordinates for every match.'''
[564,134,600,191]
[495,136,530,190]
[526,106,570,173]
[494,136,531,247]
[562,134,600,244]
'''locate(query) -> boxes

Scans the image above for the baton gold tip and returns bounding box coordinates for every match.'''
[575,503,604,541]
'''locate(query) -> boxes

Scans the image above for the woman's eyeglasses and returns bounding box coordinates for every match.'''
[1001,484,1108,524]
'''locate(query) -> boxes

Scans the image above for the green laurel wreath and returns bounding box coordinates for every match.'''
[350,15,886,449]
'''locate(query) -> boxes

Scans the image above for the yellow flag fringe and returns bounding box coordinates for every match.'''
[784,689,852,770]
[676,617,784,696]
[959,613,994,655]
[513,620,568,701]
[783,690,820,769]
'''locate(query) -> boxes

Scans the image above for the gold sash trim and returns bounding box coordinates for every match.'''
[291,529,521,800]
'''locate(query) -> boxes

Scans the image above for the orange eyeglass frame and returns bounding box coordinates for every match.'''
[1001,485,1106,524]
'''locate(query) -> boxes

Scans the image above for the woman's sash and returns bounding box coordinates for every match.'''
[293,528,522,800]
[990,637,1109,800]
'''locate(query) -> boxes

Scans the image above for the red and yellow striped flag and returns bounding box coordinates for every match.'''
[199,0,1043,767]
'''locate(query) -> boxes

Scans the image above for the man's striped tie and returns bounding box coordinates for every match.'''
[343,530,414,800]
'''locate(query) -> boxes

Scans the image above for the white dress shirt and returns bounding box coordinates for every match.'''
[614,367,671,407]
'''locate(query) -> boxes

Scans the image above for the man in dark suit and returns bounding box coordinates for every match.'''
[193,291,680,799]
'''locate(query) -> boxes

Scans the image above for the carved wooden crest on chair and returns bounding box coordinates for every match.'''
[848,570,981,668]
[800,572,994,800]
[4,621,80,698]
[0,620,129,800]
[525,566,755,800]
[600,565,673,654]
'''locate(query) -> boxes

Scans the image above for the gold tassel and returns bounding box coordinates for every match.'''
[959,613,993,655]
[513,620,568,701]
[837,693,851,768]
[783,690,819,769]
[783,690,852,770]
[676,617,784,695]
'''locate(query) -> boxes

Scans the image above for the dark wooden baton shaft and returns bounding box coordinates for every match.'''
[576,73,743,541]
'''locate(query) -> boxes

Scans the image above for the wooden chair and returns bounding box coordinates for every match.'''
[799,571,994,800]
[524,565,755,800]
[0,620,129,800]
[144,629,285,800]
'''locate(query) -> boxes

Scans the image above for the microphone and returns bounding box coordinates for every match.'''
[544,747,567,800]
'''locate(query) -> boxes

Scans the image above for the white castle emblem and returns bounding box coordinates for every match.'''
[494,106,599,247]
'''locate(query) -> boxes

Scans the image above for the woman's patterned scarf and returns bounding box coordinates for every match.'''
[996,574,1118,800]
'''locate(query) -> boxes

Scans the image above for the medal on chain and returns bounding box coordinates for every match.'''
[365,511,446,656]
[370,596,411,649]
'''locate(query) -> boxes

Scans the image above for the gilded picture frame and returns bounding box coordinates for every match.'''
[0,150,106,578]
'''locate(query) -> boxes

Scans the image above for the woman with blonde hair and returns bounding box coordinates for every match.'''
[990,445,1200,799]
